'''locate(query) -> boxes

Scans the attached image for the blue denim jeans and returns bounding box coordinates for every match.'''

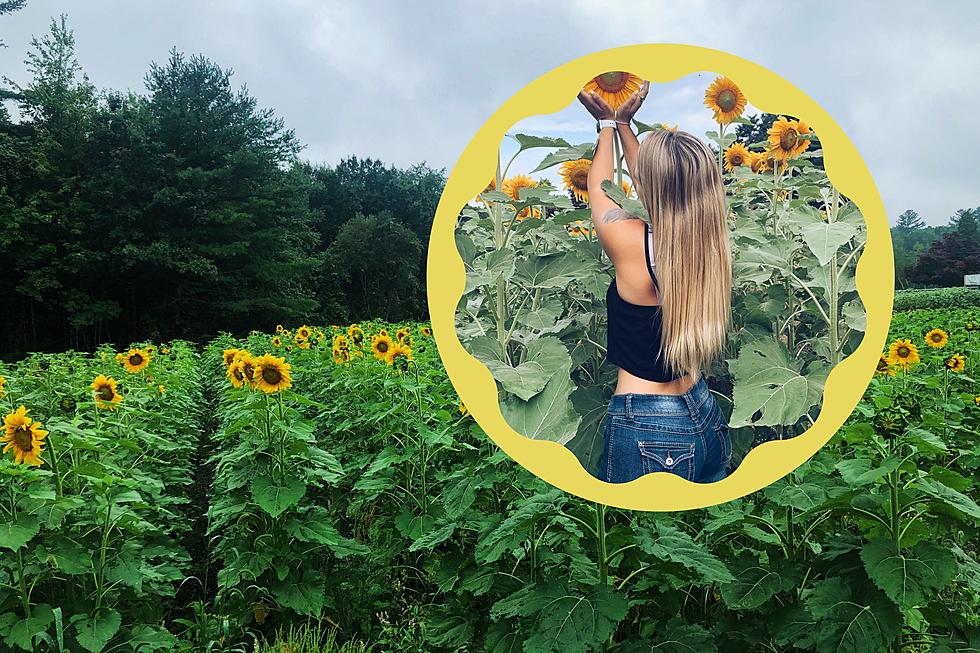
[599,376,731,484]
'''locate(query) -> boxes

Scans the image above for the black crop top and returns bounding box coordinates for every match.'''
[605,220,683,382]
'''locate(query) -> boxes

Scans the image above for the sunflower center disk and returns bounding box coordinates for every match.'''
[99,388,114,400]
[780,130,798,151]
[718,90,737,112]
[13,428,33,450]
[596,72,628,93]
[130,355,143,365]
[262,369,280,385]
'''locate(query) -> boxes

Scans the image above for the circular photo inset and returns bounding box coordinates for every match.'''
[428,44,892,510]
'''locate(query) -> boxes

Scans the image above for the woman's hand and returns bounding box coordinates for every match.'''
[615,80,650,123]
[577,89,614,121]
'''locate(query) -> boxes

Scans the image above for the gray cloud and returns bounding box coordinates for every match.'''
[1,0,977,225]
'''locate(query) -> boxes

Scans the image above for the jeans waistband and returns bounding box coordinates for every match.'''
[607,376,711,418]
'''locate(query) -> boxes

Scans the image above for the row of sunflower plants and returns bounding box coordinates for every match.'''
[453,73,867,476]
[0,343,201,651]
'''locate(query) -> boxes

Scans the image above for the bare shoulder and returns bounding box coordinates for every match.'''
[594,214,646,266]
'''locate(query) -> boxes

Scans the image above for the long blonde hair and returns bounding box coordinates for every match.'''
[633,129,732,381]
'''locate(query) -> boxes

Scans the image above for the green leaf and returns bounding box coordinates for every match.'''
[512,133,571,152]
[918,478,980,519]
[861,539,956,608]
[634,522,735,585]
[0,515,39,551]
[501,367,580,444]
[493,581,627,653]
[531,143,596,172]
[72,609,121,653]
[271,570,324,617]
[803,577,901,653]
[729,339,820,428]
[764,480,830,511]
[802,221,858,266]
[720,557,782,610]
[250,475,306,517]
[616,618,718,652]
[483,360,549,401]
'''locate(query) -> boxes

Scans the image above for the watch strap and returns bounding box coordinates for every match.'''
[597,119,617,132]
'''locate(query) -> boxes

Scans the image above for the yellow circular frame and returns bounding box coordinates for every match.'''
[427,44,893,511]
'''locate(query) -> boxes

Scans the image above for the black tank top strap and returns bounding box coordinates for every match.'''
[643,222,659,290]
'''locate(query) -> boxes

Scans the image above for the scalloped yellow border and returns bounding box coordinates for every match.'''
[427,44,893,511]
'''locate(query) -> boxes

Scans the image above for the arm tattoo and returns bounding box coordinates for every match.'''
[602,207,642,224]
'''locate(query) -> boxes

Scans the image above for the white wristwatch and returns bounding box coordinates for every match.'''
[596,119,617,132]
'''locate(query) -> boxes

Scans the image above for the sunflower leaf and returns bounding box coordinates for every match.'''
[730,338,821,428]
[511,133,571,153]
[0,515,39,551]
[531,143,596,172]
[251,475,306,518]
[861,538,956,608]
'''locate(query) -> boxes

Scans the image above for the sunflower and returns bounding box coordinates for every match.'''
[975,396,980,407]
[924,328,949,348]
[90,375,122,409]
[723,142,751,172]
[378,329,389,338]
[226,360,248,389]
[333,346,351,365]
[421,326,432,337]
[223,349,243,367]
[621,181,633,197]
[275,324,285,333]
[252,354,292,394]
[875,354,896,376]
[459,400,468,416]
[559,159,591,203]
[334,334,350,351]
[348,324,365,344]
[944,353,966,373]
[271,336,283,347]
[371,335,394,362]
[0,376,5,396]
[569,220,591,238]
[515,207,542,221]
[161,347,170,355]
[386,341,413,369]
[296,325,312,340]
[122,348,151,373]
[158,385,165,394]
[767,116,811,162]
[238,353,256,384]
[476,178,497,206]
[965,321,975,332]
[583,72,643,110]
[2,406,47,466]
[396,327,410,342]
[502,174,538,202]
[704,76,746,124]
[888,338,920,368]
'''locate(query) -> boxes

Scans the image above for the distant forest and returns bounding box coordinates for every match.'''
[1,16,975,356]
[0,16,445,355]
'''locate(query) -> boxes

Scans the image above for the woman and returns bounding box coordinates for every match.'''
[577,80,733,484]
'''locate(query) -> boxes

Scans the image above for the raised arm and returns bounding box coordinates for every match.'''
[614,80,648,179]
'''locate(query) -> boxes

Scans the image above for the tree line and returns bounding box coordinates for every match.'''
[0,16,445,355]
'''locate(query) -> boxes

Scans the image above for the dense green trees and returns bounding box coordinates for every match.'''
[0,17,445,355]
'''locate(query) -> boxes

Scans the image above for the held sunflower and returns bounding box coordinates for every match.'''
[90,375,123,409]
[252,354,292,393]
[2,406,47,466]
[123,348,152,373]
[583,72,644,110]
[704,76,747,124]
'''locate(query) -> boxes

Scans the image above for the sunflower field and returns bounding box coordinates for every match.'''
[453,74,867,476]
[0,296,977,652]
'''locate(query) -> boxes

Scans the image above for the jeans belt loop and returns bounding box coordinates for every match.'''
[625,394,633,420]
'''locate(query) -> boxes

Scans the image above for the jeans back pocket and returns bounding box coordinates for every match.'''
[637,440,696,481]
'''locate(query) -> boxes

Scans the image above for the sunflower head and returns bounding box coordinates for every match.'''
[348,324,364,344]
[378,329,389,338]
[876,353,896,376]
[396,328,410,342]
[223,349,243,367]
[965,321,975,332]
[371,335,394,362]
[704,76,747,124]
[888,338,920,368]
[90,375,122,409]
[924,328,949,348]
[559,159,591,204]
[502,174,538,202]
[297,326,312,340]
[271,336,283,347]
[2,406,47,466]
[275,324,285,334]
[0,376,5,397]
[724,142,751,172]
[583,72,643,110]
[459,399,468,417]
[421,326,432,337]
[767,116,811,162]
[334,334,350,351]
[944,353,966,373]
[123,348,151,374]
[386,341,413,371]
[252,354,292,394]
[226,360,248,389]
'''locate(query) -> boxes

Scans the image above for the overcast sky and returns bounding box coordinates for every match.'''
[2,1,977,226]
